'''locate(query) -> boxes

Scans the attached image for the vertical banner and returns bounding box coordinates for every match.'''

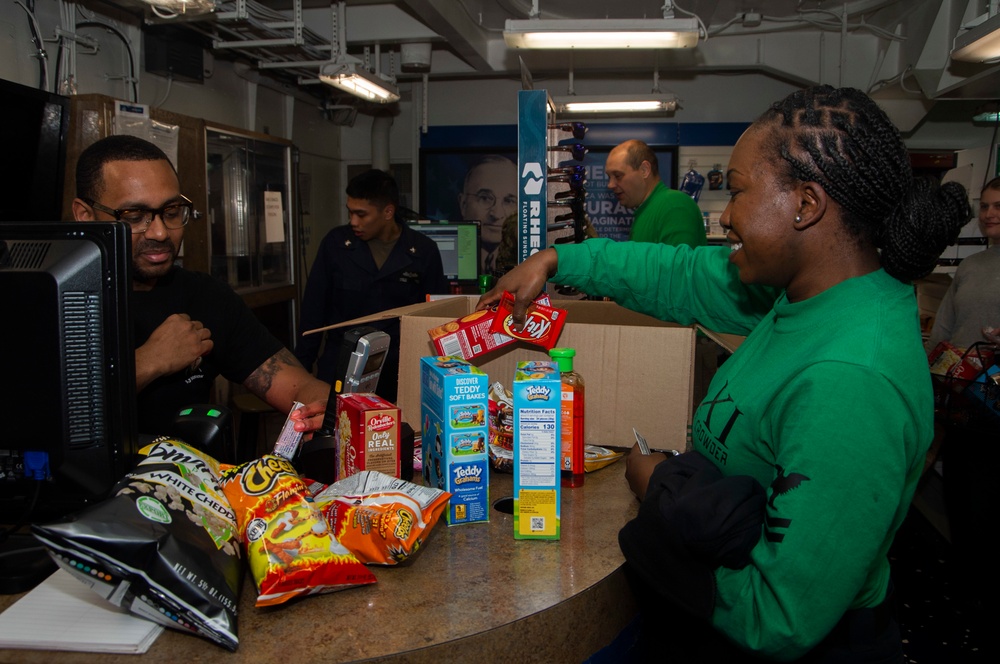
[517,90,548,264]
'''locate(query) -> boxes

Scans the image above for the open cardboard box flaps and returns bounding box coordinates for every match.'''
[305,296,743,453]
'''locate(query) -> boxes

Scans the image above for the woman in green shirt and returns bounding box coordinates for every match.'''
[479,86,971,662]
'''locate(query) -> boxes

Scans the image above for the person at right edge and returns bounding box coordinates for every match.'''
[605,138,707,247]
[478,86,970,662]
[925,176,1000,617]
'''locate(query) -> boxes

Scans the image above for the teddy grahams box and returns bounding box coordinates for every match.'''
[512,360,562,540]
[334,393,401,481]
[419,356,489,526]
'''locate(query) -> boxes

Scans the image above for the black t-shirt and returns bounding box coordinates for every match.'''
[131,267,283,436]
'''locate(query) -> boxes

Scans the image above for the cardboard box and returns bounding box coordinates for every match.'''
[512,361,561,540]
[308,298,741,454]
[419,356,490,525]
[334,393,401,480]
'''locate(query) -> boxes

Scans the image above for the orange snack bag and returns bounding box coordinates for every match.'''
[219,455,376,606]
[312,470,451,565]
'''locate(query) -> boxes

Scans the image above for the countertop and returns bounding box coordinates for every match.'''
[0,460,639,663]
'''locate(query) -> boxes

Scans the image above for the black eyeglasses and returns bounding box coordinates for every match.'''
[84,195,195,233]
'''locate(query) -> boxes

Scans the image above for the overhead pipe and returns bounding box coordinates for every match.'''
[371,113,393,171]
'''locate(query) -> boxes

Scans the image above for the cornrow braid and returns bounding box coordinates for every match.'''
[757,85,971,282]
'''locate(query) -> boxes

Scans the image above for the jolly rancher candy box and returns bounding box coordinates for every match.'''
[419,356,490,525]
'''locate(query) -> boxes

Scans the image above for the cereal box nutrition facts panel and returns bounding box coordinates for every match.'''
[516,408,558,486]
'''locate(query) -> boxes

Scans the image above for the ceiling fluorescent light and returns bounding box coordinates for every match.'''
[951,12,1000,62]
[554,95,678,115]
[319,58,399,103]
[504,18,700,49]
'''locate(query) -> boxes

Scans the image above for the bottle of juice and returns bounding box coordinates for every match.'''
[549,347,585,488]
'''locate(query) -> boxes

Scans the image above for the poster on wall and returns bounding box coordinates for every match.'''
[420,148,518,276]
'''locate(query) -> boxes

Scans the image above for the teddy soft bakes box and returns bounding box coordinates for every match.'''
[419,356,490,525]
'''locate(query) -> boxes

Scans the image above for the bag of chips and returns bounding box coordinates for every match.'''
[32,438,242,651]
[219,455,376,606]
[312,471,450,565]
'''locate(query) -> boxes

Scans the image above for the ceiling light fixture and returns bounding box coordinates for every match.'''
[951,11,1000,62]
[319,56,400,104]
[554,94,678,115]
[503,18,700,49]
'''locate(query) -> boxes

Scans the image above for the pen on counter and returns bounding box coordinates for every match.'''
[633,427,681,457]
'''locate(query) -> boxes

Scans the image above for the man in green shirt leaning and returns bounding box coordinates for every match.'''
[606,139,707,247]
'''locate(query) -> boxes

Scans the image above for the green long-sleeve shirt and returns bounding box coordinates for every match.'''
[554,239,931,660]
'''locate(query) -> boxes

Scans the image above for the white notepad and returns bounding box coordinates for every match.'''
[0,568,163,654]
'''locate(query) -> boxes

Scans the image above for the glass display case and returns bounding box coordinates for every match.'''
[205,127,296,294]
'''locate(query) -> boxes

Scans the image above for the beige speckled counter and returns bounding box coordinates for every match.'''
[0,461,639,663]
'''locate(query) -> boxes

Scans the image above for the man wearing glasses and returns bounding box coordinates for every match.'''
[71,135,331,438]
[458,155,517,275]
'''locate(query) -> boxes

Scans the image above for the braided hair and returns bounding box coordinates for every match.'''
[755,85,971,282]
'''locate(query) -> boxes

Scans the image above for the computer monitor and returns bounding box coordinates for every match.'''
[408,220,481,284]
[0,221,138,524]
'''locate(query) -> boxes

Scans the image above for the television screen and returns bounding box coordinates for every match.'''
[0,79,70,222]
[408,220,481,283]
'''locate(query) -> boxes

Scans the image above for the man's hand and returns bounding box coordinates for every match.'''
[289,400,328,433]
[475,247,558,330]
[625,443,668,502]
[135,313,213,391]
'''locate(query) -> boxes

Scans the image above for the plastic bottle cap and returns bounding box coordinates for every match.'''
[479,274,495,294]
[548,347,575,372]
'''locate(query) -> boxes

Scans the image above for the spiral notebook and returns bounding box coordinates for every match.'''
[0,568,163,654]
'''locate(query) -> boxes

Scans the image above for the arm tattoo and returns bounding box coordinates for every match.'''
[245,348,301,396]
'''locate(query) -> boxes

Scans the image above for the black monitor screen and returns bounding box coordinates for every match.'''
[408,221,481,282]
[0,221,138,523]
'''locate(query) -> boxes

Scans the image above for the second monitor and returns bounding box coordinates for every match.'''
[408,220,481,285]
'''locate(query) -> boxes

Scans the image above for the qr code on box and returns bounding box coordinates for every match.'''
[530,516,545,532]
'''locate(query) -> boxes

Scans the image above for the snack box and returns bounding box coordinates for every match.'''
[419,356,490,526]
[427,294,555,361]
[306,297,743,453]
[334,392,401,481]
[512,360,562,540]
